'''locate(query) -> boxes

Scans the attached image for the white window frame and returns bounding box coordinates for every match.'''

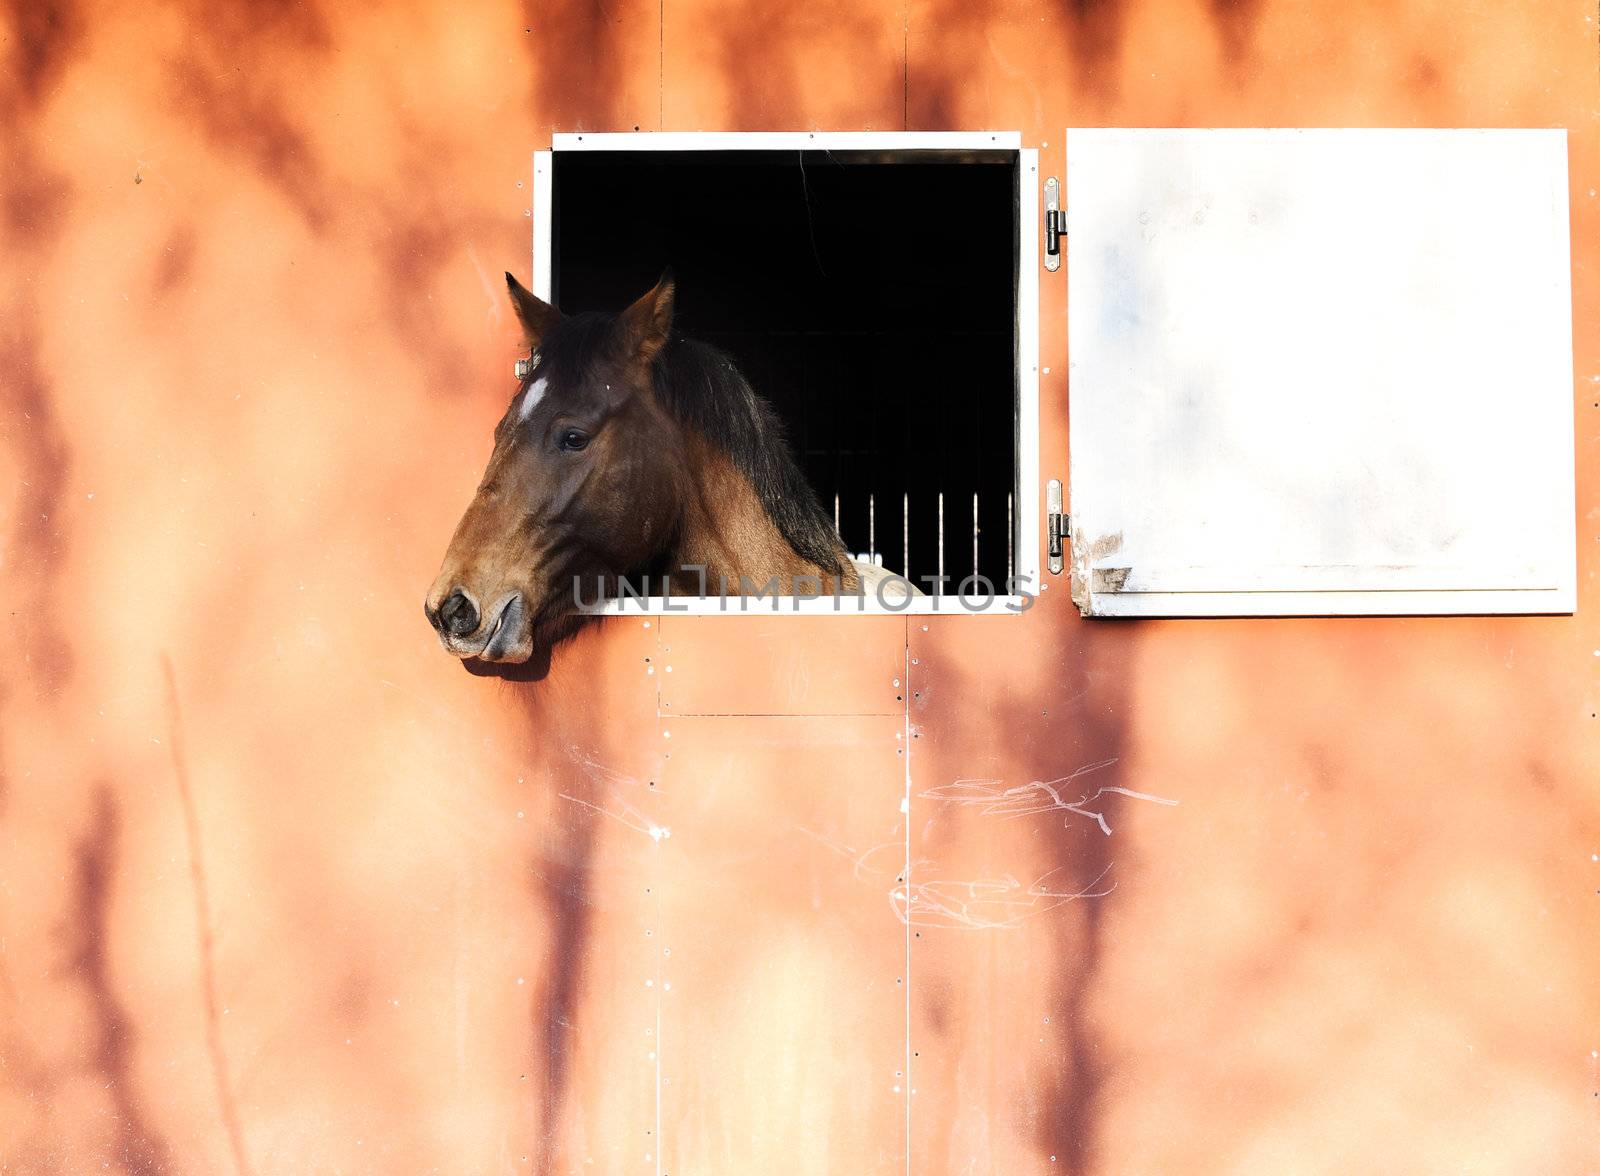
[532,131,1040,616]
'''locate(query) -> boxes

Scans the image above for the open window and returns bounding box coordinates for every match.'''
[1063,128,1576,616]
[533,133,1040,613]
[533,129,1575,619]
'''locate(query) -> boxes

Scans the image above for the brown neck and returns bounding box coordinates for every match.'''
[662,435,855,595]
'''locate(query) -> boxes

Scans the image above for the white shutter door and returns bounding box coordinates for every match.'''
[1065,128,1575,616]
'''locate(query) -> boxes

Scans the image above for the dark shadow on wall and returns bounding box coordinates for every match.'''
[901,0,984,128]
[526,770,600,1172]
[157,0,497,397]
[1062,0,1126,87]
[1,1,80,707]
[168,57,333,232]
[0,11,78,790]
[910,603,1142,1176]
[68,786,176,1175]
[430,539,639,1156]
[1030,617,1139,1176]
[1209,0,1265,69]
[381,213,478,395]
[0,10,90,1164]
[3,0,85,108]
[908,0,1269,114]
[163,0,334,232]
[522,0,627,131]
[1059,0,1268,91]
[500,666,617,1171]
[0,331,75,698]
[711,0,906,130]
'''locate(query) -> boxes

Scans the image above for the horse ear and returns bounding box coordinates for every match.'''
[616,269,675,364]
[505,272,562,347]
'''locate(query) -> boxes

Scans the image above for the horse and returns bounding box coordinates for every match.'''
[424,271,875,665]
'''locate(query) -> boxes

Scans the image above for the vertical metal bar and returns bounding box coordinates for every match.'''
[833,492,840,537]
[972,492,979,577]
[937,492,945,595]
[869,493,876,563]
[903,492,910,577]
[1007,491,1014,584]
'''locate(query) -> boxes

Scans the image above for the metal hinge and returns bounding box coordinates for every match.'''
[1043,177,1066,271]
[1047,479,1069,574]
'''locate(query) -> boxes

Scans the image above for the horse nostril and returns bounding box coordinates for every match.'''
[439,588,479,637]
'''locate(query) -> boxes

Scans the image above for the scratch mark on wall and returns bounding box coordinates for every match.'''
[890,862,1115,930]
[566,745,639,791]
[162,657,254,1176]
[559,745,670,841]
[794,824,909,881]
[558,792,670,842]
[922,757,1178,835]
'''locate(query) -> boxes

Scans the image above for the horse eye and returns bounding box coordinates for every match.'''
[557,428,589,452]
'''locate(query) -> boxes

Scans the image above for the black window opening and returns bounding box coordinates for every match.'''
[551,148,1020,595]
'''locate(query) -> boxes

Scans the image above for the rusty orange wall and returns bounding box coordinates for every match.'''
[1,2,1596,1173]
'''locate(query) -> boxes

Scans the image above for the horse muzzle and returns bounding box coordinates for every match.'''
[425,588,531,662]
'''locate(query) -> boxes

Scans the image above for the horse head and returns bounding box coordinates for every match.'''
[425,272,687,663]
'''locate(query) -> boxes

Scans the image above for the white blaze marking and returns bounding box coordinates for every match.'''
[517,376,549,421]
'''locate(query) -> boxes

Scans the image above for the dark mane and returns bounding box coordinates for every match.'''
[534,311,847,576]
[652,335,847,575]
